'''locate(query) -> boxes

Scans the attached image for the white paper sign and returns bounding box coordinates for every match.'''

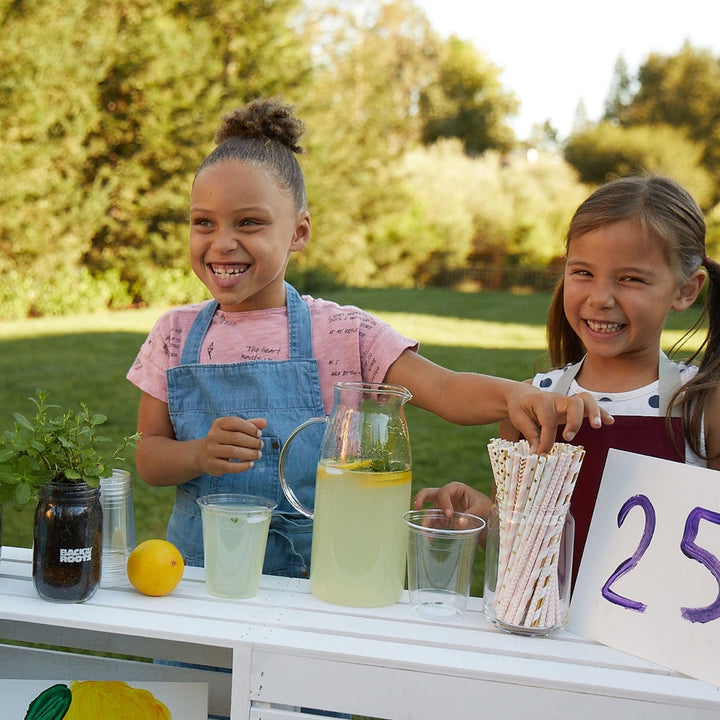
[568,449,720,687]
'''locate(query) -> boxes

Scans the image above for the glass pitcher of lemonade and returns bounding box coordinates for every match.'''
[279,381,412,607]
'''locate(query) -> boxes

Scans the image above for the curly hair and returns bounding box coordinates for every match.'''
[196,97,307,211]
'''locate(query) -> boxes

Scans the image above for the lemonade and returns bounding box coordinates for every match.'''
[198,495,275,598]
[310,461,412,606]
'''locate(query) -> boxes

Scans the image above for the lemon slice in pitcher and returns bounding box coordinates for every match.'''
[359,469,412,488]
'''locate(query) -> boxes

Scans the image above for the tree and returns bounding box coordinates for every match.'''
[528,120,560,153]
[616,44,720,199]
[420,35,518,155]
[402,139,588,274]
[292,0,443,286]
[571,99,590,134]
[564,122,715,209]
[603,55,635,123]
[0,0,311,315]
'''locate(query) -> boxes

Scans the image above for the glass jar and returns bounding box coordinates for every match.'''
[33,481,103,602]
[484,500,574,636]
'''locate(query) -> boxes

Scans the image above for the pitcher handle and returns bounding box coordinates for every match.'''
[278,416,327,520]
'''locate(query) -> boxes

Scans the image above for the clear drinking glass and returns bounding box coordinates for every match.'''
[404,509,485,620]
[197,494,276,599]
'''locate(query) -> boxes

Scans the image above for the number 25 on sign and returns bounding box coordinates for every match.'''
[568,449,720,688]
[600,495,720,623]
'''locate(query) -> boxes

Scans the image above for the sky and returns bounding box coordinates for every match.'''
[414,0,720,139]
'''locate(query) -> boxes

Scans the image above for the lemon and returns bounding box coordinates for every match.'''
[127,539,184,597]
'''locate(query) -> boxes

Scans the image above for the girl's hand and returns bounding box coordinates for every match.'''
[507,385,614,454]
[414,482,492,521]
[201,416,267,477]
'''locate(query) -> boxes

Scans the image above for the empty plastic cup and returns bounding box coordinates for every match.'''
[197,494,276,598]
[99,469,136,588]
[403,509,485,620]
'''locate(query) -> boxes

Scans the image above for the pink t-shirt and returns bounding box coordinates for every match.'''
[127,295,418,414]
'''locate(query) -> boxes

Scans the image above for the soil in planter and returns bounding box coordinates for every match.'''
[33,485,103,602]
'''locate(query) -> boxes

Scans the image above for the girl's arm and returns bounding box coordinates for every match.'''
[498,378,533,441]
[384,350,612,455]
[134,392,265,487]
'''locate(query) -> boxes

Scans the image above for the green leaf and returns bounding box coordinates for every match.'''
[14,482,32,509]
[1,391,139,496]
[12,412,34,431]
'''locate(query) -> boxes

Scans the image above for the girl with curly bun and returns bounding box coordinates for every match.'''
[128,98,610,576]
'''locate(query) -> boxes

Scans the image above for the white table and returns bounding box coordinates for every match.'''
[1,546,718,719]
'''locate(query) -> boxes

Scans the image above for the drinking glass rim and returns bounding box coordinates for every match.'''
[197,493,277,514]
[402,508,486,534]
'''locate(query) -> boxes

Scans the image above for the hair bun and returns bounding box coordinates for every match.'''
[215,97,304,153]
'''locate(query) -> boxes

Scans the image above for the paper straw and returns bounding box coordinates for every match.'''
[487,439,584,630]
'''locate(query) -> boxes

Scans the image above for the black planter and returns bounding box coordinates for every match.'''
[32,481,102,602]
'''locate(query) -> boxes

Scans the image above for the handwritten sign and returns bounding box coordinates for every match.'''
[568,449,720,688]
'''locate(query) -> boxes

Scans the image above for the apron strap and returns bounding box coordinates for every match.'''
[179,283,314,364]
[181,300,219,364]
[658,352,683,416]
[552,359,583,397]
[284,282,314,360]
[550,353,683,416]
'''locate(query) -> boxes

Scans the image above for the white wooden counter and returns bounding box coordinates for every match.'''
[1,546,719,719]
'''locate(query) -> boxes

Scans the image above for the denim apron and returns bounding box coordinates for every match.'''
[551,353,685,584]
[165,283,325,578]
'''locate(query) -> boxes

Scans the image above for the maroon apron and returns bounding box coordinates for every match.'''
[560,415,684,585]
[550,355,685,584]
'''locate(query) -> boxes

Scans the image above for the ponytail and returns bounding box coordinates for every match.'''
[670,255,720,463]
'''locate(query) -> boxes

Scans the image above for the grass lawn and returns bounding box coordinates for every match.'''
[0,286,704,595]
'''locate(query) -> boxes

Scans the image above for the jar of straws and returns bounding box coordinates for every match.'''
[483,439,584,636]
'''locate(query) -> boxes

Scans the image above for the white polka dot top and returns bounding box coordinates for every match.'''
[532,360,705,465]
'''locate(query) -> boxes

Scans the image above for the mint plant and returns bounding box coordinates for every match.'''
[0,390,140,510]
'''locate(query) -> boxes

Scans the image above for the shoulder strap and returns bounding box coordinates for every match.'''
[285,282,314,360]
[658,352,683,416]
[550,360,583,396]
[550,353,683,416]
[180,301,219,364]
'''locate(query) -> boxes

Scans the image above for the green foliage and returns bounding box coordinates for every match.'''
[0,390,140,510]
[401,140,588,272]
[619,44,720,191]
[1,3,719,319]
[420,35,518,154]
[583,44,720,207]
[294,0,441,286]
[0,0,310,314]
[0,267,134,320]
[564,122,716,208]
[706,204,720,258]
